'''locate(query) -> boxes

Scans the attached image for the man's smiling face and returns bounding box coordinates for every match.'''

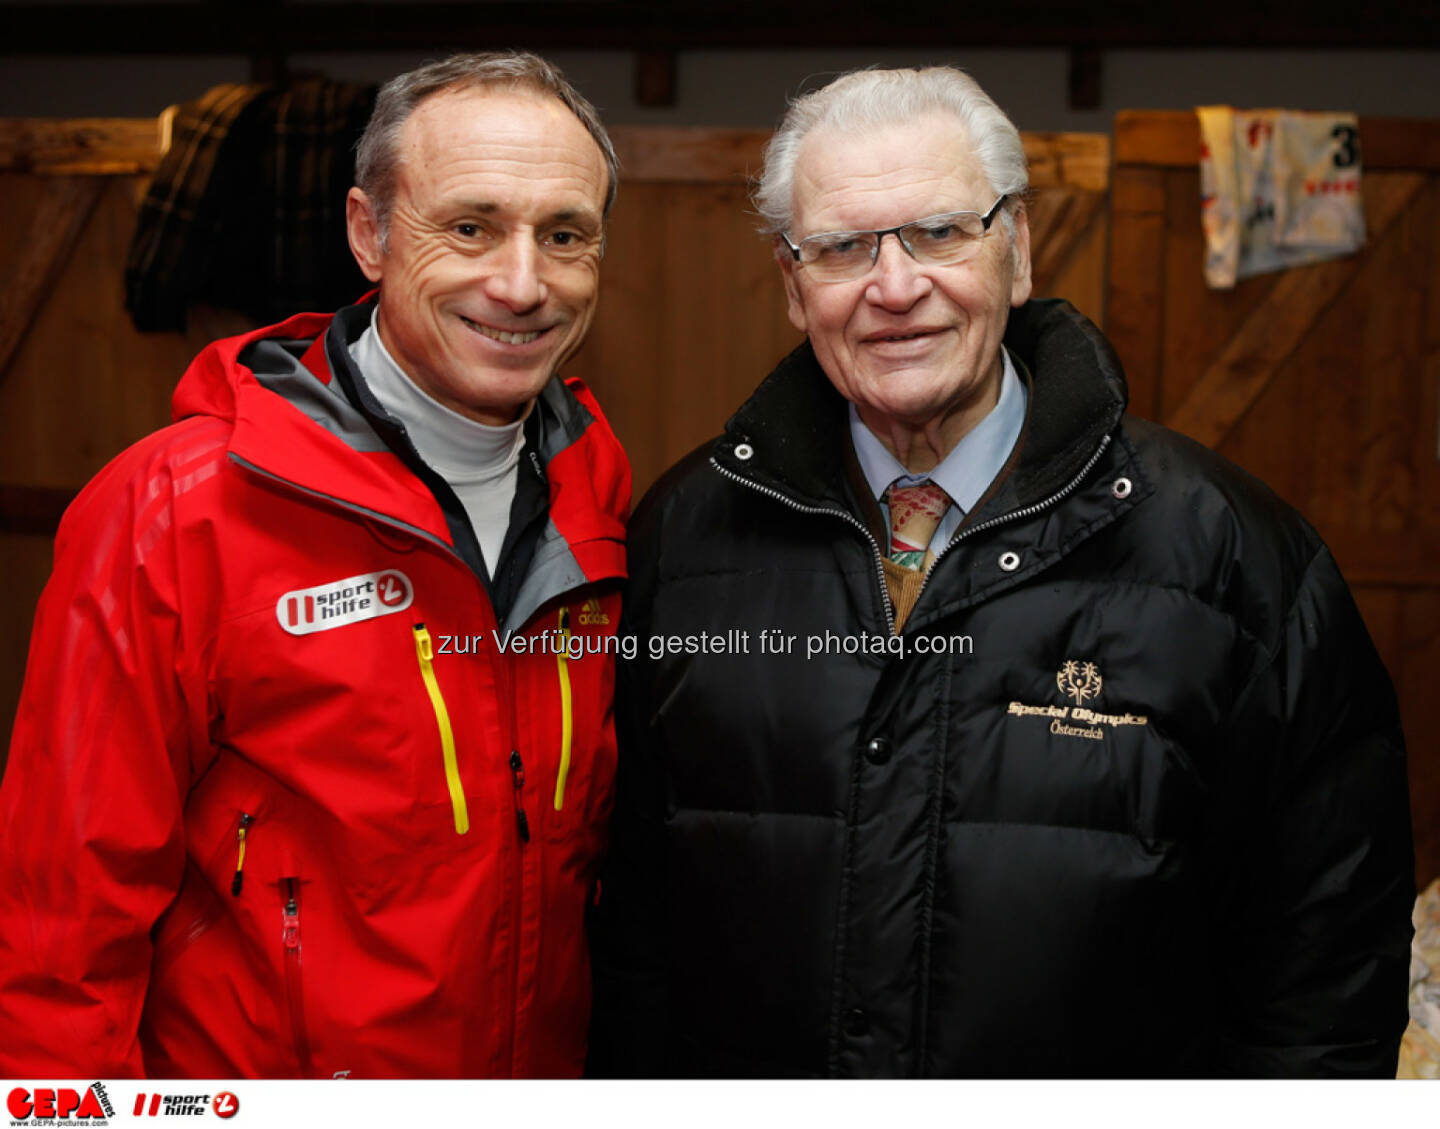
[347,85,607,424]
[779,112,1031,453]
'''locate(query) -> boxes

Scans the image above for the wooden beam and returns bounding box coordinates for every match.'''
[1115,111,1440,172]
[0,119,167,176]
[1164,173,1425,448]
[634,51,678,109]
[0,120,772,186]
[1022,133,1111,193]
[0,485,79,536]
[609,128,1110,187]
[242,0,287,85]
[0,177,106,384]
[610,128,769,182]
[0,118,1112,193]
[1104,168,1169,420]
[1067,47,1103,112]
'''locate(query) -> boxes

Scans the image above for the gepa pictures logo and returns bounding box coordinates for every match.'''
[7,1084,113,1123]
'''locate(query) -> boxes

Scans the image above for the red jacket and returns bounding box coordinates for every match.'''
[0,305,630,1078]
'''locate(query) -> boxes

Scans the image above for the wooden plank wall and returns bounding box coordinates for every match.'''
[1107,111,1440,886]
[0,119,258,755]
[0,118,1110,748]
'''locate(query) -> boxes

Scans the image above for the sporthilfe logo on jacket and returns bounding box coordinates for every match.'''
[276,570,413,635]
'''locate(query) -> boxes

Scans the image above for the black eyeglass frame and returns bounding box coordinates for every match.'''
[781,193,1011,276]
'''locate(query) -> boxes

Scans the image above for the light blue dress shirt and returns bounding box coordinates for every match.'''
[849,347,1027,553]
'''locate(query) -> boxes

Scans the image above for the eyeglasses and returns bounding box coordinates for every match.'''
[781,195,1010,283]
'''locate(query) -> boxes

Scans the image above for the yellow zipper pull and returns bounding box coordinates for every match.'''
[413,622,470,835]
[554,606,574,811]
[230,812,254,897]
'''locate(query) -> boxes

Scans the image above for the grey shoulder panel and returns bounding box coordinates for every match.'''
[535,376,597,463]
[241,338,389,454]
[502,517,590,637]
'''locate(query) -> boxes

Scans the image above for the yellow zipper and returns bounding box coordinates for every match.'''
[413,622,469,834]
[554,606,574,811]
[230,812,254,896]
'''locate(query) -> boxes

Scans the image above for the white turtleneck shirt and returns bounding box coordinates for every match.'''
[349,311,526,575]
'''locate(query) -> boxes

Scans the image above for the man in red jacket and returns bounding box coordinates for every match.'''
[0,51,630,1078]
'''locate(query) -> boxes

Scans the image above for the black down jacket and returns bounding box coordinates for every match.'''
[589,299,1414,1078]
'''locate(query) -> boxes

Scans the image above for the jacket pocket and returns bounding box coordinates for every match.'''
[154,809,257,961]
[413,621,470,834]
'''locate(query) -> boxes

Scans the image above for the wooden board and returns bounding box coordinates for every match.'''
[1107,111,1440,885]
[0,170,255,749]
[0,117,168,175]
[1115,110,1440,172]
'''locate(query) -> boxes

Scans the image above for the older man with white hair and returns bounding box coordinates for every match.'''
[589,65,1414,1077]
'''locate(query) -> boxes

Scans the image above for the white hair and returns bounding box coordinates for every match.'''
[753,66,1029,236]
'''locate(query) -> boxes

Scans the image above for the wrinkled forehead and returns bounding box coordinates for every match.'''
[790,113,993,234]
[397,86,607,198]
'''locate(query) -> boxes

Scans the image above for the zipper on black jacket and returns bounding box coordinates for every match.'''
[709,460,897,634]
[710,431,1112,635]
[923,434,1114,582]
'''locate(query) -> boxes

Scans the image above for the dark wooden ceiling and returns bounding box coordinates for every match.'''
[4,0,1439,53]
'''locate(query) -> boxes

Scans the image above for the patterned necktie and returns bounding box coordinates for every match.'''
[884,480,952,570]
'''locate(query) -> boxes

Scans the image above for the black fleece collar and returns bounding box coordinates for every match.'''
[713,298,1128,516]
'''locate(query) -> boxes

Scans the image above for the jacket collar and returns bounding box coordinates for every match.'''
[712,298,1129,519]
[171,300,628,629]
